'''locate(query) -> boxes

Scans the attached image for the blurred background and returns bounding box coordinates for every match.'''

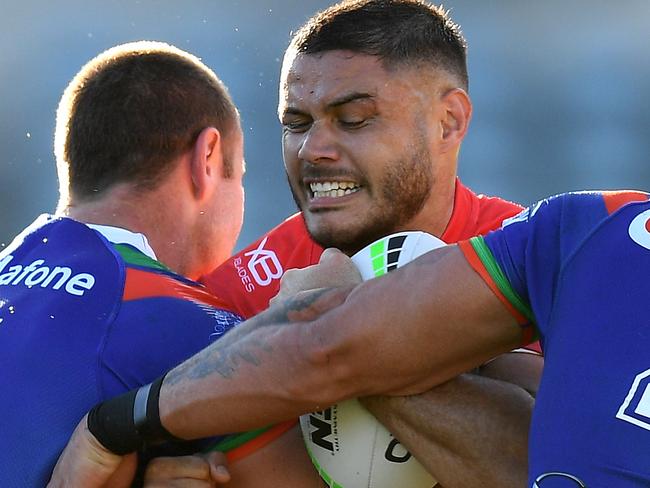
[1,0,649,249]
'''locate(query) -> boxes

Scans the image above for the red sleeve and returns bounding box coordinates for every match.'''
[200,213,323,319]
[472,195,523,236]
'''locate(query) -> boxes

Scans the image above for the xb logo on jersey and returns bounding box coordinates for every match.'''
[244,237,283,286]
[628,209,650,250]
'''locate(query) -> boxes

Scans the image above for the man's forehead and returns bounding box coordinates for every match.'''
[287,50,383,74]
[281,51,390,106]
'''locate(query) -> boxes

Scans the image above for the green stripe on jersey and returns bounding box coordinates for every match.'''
[112,243,171,272]
[468,236,534,323]
[207,424,275,453]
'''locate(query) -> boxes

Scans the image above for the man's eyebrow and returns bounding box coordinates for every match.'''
[281,92,375,118]
[281,107,307,117]
[327,92,374,109]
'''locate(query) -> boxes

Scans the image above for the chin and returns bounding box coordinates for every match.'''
[307,222,376,256]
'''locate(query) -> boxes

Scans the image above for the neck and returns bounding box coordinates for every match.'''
[397,175,457,238]
[61,185,196,277]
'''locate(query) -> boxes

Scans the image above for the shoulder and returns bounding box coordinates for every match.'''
[228,212,320,269]
[502,190,649,231]
[103,265,243,392]
[482,190,650,275]
[0,216,124,299]
[473,192,523,233]
[445,181,523,240]
[249,212,319,253]
[123,262,235,312]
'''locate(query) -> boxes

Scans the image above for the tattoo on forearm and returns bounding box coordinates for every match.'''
[165,287,349,384]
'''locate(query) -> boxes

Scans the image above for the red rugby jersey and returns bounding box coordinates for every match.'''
[202,179,525,319]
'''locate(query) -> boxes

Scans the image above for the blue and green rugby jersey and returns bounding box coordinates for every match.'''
[0,215,242,486]
[461,191,650,487]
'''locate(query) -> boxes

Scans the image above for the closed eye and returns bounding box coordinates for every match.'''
[339,118,368,129]
[282,119,312,133]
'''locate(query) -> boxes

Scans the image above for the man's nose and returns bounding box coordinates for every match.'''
[297,121,340,164]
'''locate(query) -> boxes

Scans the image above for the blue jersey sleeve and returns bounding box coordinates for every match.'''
[100,297,242,396]
[0,217,247,486]
[483,195,567,330]
[471,190,647,339]
[461,191,650,486]
[98,266,243,397]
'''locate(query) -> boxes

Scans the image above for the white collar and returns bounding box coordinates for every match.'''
[86,223,158,260]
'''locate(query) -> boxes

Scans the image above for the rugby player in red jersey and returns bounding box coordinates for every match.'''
[163,2,541,487]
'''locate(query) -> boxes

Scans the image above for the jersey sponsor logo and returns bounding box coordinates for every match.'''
[0,254,96,296]
[243,237,283,286]
[233,257,255,293]
[532,472,586,487]
[616,368,650,431]
[628,208,650,250]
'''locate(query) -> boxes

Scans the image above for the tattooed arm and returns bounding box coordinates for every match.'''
[159,285,355,437]
[161,246,523,438]
[47,286,350,488]
[49,246,523,487]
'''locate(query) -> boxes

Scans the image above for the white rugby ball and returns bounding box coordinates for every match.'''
[300,231,446,488]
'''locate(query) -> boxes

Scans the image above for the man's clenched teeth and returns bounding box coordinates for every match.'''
[310,181,361,199]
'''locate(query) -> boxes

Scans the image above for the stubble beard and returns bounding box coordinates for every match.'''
[289,140,433,256]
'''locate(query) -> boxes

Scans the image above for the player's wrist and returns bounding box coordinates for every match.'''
[86,375,180,455]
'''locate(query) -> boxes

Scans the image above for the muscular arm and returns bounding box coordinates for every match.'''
[161,246,523,439]
[361,369,536,488]
[48,246,525,487]
[480,351,543,397]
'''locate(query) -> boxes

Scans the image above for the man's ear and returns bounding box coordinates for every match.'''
[439,88,472,152]
[190,127,222,201]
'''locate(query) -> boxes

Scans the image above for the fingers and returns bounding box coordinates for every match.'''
[204,451,231,483]
[318,246,347,264]
[145,454,210,480]
[104,453,138,488]
[143,452,231,488]
[47,415,125,488]
[318,247,362,285]
[274,248,361,305]
[144,479,216,488]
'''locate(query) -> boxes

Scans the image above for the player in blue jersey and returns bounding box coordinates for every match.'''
[51,189,650,487]
[0,41,247,486]
[458,190,650,486]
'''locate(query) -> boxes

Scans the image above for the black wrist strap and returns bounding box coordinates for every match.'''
[134,375,180,444]
[87,389,142,455]
[87,374,181,455]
